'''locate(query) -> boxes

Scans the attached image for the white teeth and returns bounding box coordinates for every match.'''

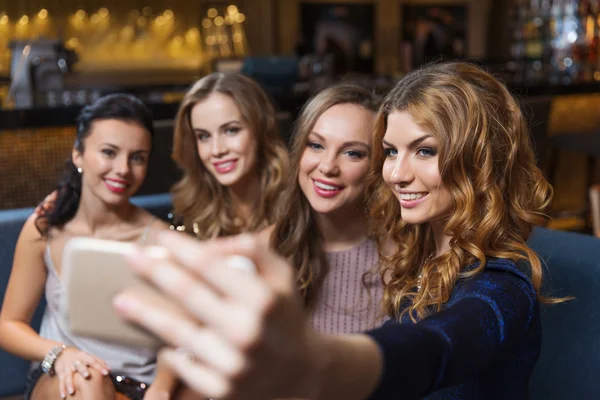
[217,161,234,169]
[399,193,426,201]
[107,180,126,188]
[314,181,341,191]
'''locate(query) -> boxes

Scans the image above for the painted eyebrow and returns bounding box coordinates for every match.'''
[309,132,371,152]
[220,120,242,129]
[382,134,433,149]
[193,120,242,133]
[100,144,149,153]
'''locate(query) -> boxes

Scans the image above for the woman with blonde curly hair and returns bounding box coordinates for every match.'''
[171,72,289,239]
[115,61,559,400]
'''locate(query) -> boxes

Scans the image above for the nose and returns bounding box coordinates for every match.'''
[211,135,227,157]
[389,154,413,186]
[318,152,340,176]
[115,155,130,176]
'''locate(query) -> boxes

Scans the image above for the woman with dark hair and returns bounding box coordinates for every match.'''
[114,62,563,400]
[0,94,171,399]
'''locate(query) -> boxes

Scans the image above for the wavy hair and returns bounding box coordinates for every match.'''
[271,83,379,308]
[171,73,289,239]
[35,94,154,234]
[367,61,556,321]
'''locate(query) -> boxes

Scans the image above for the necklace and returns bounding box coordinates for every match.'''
[417,253,435,291]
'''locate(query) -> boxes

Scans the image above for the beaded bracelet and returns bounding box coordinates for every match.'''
[40,344,67,376]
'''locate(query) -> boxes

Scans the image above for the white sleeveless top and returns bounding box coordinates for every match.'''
[34,220,157,383]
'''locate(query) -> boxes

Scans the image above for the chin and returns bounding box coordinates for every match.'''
[214,173,242,187]
[309,200,340,215]
[398,211,428,226]
[103,196,131,207]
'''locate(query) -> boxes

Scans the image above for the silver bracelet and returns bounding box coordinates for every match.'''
[41,344,67,376]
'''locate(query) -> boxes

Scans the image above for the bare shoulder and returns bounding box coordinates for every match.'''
[11,213,47,274]
[18,213,47,249]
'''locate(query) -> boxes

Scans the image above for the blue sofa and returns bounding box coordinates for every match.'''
[528,228,600,399]
[1,193,599,398]
[0,193,172,398]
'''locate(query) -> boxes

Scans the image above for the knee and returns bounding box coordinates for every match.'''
[72,369,115,399]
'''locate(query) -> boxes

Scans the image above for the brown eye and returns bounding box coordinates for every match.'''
[131,154,146,163]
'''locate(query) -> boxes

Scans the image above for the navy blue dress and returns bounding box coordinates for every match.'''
[366,258,540,400]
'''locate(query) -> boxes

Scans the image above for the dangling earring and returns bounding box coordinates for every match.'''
[77,167,82,174]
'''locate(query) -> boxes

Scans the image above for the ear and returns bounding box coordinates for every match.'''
[72,147,83,170]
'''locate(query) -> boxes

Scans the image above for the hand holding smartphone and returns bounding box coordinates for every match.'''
[61,237,255,348]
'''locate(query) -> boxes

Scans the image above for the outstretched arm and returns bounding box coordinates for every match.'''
[113,232,536,400]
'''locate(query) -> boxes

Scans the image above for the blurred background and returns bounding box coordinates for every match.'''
[1,0,600,236]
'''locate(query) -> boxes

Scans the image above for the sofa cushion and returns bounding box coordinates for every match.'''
[0,208,45,396]
[528,227,600,399]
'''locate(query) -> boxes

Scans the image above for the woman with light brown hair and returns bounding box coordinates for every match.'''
[170,72,289,239]
[270,82,384,334]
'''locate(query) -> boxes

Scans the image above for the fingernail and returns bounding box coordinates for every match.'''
[83,372,90,378]
[113,293,139,314]
[60,392,65,399]
[68,386,74,395]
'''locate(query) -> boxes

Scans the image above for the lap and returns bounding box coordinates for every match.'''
[29,368,115,400]
[26,365,148,400]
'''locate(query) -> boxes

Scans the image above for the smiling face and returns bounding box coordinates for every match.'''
[298,103,373,215]
[73,119,151,206]
[190,92,258,189]
[381,110,452,225]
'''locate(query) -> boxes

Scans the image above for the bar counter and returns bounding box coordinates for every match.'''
[3,70,600,131]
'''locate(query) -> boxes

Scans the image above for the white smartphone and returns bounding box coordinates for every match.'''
[61,237,256,349]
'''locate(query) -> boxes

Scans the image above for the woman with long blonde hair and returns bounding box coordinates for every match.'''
[271,83,383,334]
[171,72,289,239]
[115,61,557,400]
